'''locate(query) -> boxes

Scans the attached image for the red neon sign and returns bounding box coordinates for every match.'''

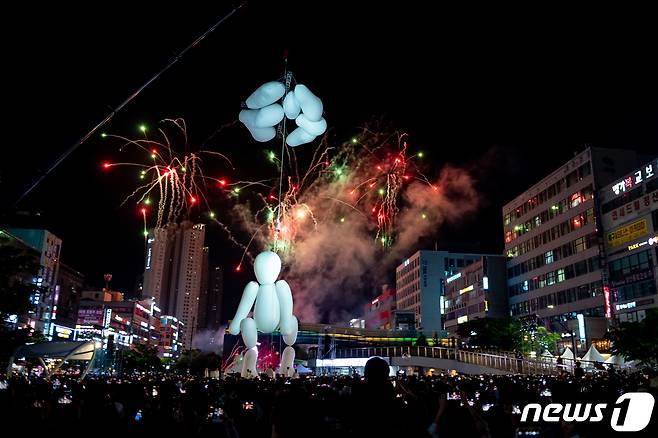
[603,286,612,319]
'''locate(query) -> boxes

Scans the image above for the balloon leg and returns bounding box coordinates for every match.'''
[241,317,257,348]
[279,346,295,377]
[241,347,258,378]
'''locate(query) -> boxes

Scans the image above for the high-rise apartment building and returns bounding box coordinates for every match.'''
[503,147,638,350]
[141,220,205,348]
[8,228,62,336]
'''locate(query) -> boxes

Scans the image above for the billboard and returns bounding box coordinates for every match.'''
[607,219,648,248]
[76,307,104,325]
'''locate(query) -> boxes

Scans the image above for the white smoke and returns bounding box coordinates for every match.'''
[192,324,226,352]
[229,129,484,324]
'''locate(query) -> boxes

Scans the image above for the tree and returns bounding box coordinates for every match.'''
[121,343,163,373]
[175,349,221,375]
[456,318,524,352]
[523,326,561,355]
[605,309,658,366]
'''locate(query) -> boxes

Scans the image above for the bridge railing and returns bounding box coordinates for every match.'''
[323,346,572,374]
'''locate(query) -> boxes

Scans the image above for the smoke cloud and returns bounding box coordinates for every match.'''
[192,325,226,352]
[229,128,484,324]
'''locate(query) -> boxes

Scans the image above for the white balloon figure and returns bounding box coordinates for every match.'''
[229,251,299,378]
[240,80,326,147]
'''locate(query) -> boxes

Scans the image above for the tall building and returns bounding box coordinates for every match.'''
[206,266,224,330]
[395,250,483,334]
[197,247,210,331]
[141,220,206,349]
[503,147,639,351]
[599,157,658,323]
[51,263,84,331]
[443,255,508,337]
[8,228,62,336]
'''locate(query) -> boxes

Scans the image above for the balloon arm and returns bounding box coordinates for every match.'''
[275,280,294,333]
[228,281,259,335]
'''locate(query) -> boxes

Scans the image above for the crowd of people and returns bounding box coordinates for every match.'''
[0,359,657,437]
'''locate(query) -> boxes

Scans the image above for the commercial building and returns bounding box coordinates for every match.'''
[159,315,182,358]
[54,263,84,327]
[443,255,508,336]
[395,250,483,334]
[142,220,206,348]
[8,228,62,336]
[76,293,176,357]
[599,157,658,323]
[363,285,396,330]
[503,147,639,351]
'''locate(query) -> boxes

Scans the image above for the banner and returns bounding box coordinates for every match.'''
[607,219,647,248]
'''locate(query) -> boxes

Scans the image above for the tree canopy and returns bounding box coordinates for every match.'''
[605,309,658,366]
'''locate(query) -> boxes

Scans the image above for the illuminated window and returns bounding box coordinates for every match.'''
[545,250,554,264]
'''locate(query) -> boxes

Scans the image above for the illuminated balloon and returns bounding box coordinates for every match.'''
[286,126,317,147]
[254,251,281,284]
[254,284,280,332]
[229,282,259,335]
[247,126,276,142]
[275,280,294,333]
[282,316,298,346]
[240,317,258,348]
[246,81,286,109]
[295,114,327,136]
[280,346,295,377]
[254,103,285,128]
[241,347,258,378]
[283,90,301,119]
[239,109,276,142]
[240,79,325,145]
[294,84,323,121]
[229,250,299,377]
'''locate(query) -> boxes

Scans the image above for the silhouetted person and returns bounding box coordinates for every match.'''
[574,361,584,379]
[349,357,402,437]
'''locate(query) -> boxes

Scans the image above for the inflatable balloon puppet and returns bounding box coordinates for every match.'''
[228,251,299,378]
[239,80,327,147]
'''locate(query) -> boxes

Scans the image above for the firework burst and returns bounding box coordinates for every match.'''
[233,122,434,265]
[101,118,235,235]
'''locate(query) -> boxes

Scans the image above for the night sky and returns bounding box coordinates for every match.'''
[2,2,657,320]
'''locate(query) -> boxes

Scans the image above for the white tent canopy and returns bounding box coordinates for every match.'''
[541,350,554,358]
[580,345,605,363]
[7,341,98,379]
[605,355,625,366]
[560,347,574,360]
[296,364,313,374]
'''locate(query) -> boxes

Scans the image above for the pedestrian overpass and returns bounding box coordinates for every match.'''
[309,346,566,375]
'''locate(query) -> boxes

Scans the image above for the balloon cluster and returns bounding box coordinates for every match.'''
[239,81,327,147]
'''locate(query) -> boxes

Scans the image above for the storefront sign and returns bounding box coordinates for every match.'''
[610,190,658,222]
[610,160,657,196]
[604,286,612,319]
[627,235,658,251]
[607,219,648,247]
